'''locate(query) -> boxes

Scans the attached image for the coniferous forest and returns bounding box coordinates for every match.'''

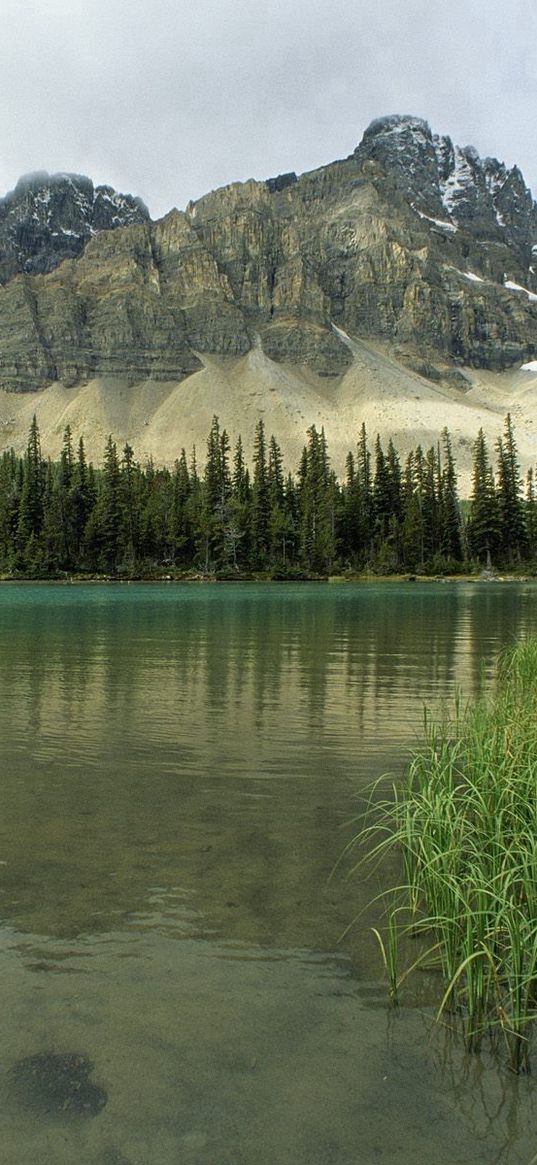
[0,412,535,579]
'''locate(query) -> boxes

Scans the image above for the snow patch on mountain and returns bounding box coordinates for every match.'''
[504,278,537,302]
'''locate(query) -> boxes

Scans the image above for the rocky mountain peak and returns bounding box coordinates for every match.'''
[0,171,149,284]
[0,118,536,400]
[354,114,537,256]
[355,114,444,215]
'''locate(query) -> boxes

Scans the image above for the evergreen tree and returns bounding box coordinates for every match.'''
[251,419,270,567]
[439,428,462,562]
[40,460,63,573]
[227,435,251,569]
[356,423,374,563]
[70,437,94,562]
[121,443,142,568]
[55,425,76,567]
[372,436,404,569]
[298,425,335,571]
[401,450,424,568]
[18,415,45,562]
[169,450,192,564]
[496,414,527,562]
[341,451,359,563]
[467,429,499,565]
[421,445,441,563]
[268,435,289,565]
[526,468,537,560]
[86,436,122,572]
[0,450,20,570]
[373,436,391,542]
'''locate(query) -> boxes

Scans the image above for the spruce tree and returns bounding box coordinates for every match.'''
[70,437,94,562]
[0,450,19,570]
[297,425,335,571]
[439,428,462,562]
[467,429,499,565]
[87,436,122,573]
[169,450,192,564]
[526,468,537,560]
[496,414,527,563]
[121,443,142,569]
[18,415,45,562]
[56,425,75,567]
[401,450,424,569]
[251,419,270,567]
[356,423,374,563]
[421,445,441,564]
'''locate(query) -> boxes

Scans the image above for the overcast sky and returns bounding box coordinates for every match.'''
[2,0,536,218]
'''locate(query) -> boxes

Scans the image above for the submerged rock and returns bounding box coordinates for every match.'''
[8,1050,107,1119]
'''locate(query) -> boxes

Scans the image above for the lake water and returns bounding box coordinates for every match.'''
[1,581,537,1164]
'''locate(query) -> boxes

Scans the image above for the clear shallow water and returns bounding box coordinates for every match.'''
[1,581,537,1163]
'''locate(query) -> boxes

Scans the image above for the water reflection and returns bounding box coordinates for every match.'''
[1,582,537,1164]
[1,583,537,944]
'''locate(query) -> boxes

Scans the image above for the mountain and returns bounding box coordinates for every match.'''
[0,116,537,489]
[0,171,149,284]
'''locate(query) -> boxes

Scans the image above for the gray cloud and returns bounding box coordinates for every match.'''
[2,0,536,217]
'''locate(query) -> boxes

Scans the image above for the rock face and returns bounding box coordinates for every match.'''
[0,172,149,284]
[0,117,536,393]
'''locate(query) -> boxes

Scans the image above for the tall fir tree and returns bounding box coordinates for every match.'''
[467,428,499,565]
[251,419,270,567]
[17,415,45,564]
[439,428,462,562]
[496,413,527,563]
[526,468,537,560]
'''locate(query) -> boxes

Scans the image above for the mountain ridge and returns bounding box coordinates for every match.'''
[0,115,535,391]
[0,115,537,489]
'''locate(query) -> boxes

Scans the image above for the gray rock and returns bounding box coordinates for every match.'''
[0,116,536,390]
[8,1051,107,1119]
[0,171,149,283]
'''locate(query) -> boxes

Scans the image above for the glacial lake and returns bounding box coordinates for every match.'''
[1,580,537,1164]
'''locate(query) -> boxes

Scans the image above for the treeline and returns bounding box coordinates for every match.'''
[0,413,535,578]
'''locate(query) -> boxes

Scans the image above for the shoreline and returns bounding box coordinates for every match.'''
[0,572,534,586]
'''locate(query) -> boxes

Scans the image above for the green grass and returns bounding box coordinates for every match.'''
[357,639,537,1072]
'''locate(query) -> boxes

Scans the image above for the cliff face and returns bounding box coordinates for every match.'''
[0,116,536,393]
[0,172,149,285]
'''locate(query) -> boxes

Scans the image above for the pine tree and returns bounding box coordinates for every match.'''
[496,414,527,563]
[297,425,335,571]
[121,443,142,568]
[41,459,63,573]
[227,435,251,569]
[373,436,391,541]
[267,435,288,565]
[401,450,424,569]
[251,419,270,567]
[55,425,76,568]
[87,436,122,572]
[467,429,499,565]
[526,468,537,560]
[70,437,94,562]
[340,451,358,564]
[356,423,374,563]
[421,445,441,564]
[169,450,192,564]
[439,428,462,562]
[0,450,19,570]
[18,415,45,561]
[373,436,402,569]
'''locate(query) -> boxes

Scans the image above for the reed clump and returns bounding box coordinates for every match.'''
[361,639,537,1073]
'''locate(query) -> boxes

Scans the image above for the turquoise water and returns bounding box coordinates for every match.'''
[1,581,537,1163]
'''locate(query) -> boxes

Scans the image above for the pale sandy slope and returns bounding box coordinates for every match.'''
[1,335,537,494]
